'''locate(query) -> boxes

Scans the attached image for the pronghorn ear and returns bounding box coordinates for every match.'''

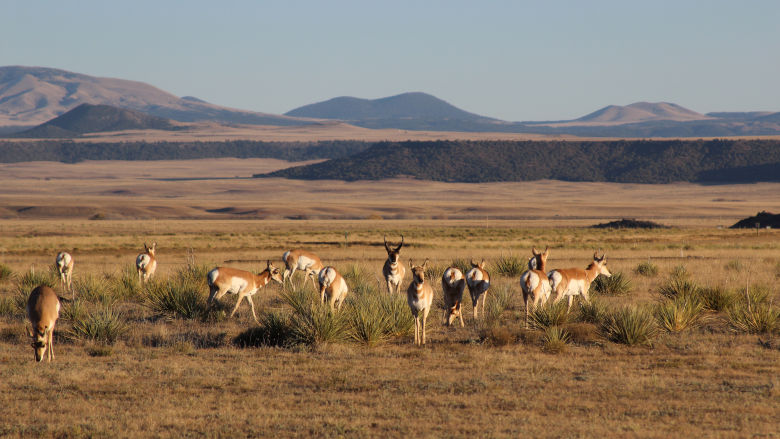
[532,247,540,256]
[422,259,429,268]
[408,259,413,268]
[543,246,549,256]
[471,259,477,267]
[152,242,157,250]
[481,259,486,268]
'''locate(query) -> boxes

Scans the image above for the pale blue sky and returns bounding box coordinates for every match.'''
[2,1,779,120]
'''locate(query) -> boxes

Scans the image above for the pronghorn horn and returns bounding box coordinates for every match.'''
[422,258,429,268]
[266,260,271,268]
[395,235,404,252]
[544,246,549,255]
[532,247,540,256]
[384,235,391,252]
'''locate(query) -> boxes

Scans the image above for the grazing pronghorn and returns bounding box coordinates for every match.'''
[136,242,157,284]
[382,235,406,294]
[548,252,612,311]
[55,252,73,293]
[282,249,323,289]
[318,266,349,311]
[441,267,466,327]
[466,259,490,320]
[407,259,434,346]
[26,285,61,362]
[520,247,552,328]
[207,260,283,323]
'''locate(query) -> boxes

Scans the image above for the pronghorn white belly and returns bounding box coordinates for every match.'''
[297,255,318,271]
[136,254,150,268]
[549,271,584,297]
[385,264,404,284]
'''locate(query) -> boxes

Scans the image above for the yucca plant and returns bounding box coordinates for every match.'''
[347,293,394,346]
[727,302,779,334]
[658,277,700,299]
[0,295,16,317]
[0,263,14,282]
[577,299,608,325]
[697,286,737,312]
[593,272,632,296]
[142,278,208,320]
[655,295,705,332]
[60,298,89,323]
[601,306,658,346]
[492,254,524,277]
[541,326,571,353]
[73,273,117,306]
[15,267,58,295]
[529,301,570,330]
[69,307,129,345]
[378,292,415,337]
[670,265,689,280]
[281,289,349,346]
[635,260,658,277]
[234,310,294,347]
[111,265,142,302]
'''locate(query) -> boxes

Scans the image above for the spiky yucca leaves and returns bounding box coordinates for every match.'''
[530,301,570,330]
[73,273,117,306]
[234,310,294,348]
[492,254,524,277]
[658,277,700,299]
[542,326,571,353]
[601,306,658,346]
[12,267,59,312]
[727,302,779,334]
[635,260,659,277]
[69,306,129,345]
[347,293,395,346]
[111,265,142,302]
[593,271,632,296]
[280,288,349,346]
[577,299,608,324]
[0,263,14,282]
[60,298,89,323]
[481,284,516,327]
[697,286,737,312]
[656,295,705,332]
[0,296,15,317]
[142,278,209,320]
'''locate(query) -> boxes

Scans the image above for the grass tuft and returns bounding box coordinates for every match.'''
[234,310,293,348]
[73,274,116,306]
[142,278,208,320]
[492,254,524,277]
[635,260,659,277]
[727,302,779,334]
[281,288,349,346]
[601,306,658,346]
[0,263,14,282]
[530,301,570,329]
[541,325,570,353]
[577,299,608,325]
[658,277,700,299]
[69,307,128,345]
[697,286,737,312]
[656,294,705,332]
[593,271,632,296]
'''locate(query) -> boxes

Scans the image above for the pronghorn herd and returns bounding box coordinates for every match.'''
[24,237,613,360]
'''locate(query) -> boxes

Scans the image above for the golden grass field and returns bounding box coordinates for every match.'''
[1,158,779,438]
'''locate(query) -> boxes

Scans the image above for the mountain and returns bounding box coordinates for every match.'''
[0,66,312,129]
[14,103,176,138]
[570,102,710,125]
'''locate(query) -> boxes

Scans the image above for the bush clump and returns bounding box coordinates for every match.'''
[593,272,632,296]
[143,278,208,320]
[69,307,129,345]
[601,306,658,346]
[655,295,705,332]
[492,254,524,277]
[635,260,659,277]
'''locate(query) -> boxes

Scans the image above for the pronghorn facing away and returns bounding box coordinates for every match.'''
[55,252,73,293]
[548,252,612,311]
[466,259,490,320]
[318,266,349,311]
[382,235,406,294]
[282,249,323,289]
[441,267,466,327]
[136,242,157,284]
[407,259,434,346]
[520,247,552,328]
[26,285,61,362]
[207,261,283,323]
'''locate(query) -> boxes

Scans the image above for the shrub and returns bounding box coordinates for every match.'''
[342,264,378,296]
[670,265,689,280]
[697,286,737,312]
[143,278,208,320]
[15,267,58,295]
[111,265,142,302]
[529,301,570,330]
[601,306,658,346]
[281,289,349,346]
[234,310,293,348]
[656,295,705,332]
[481,325,516,346]
[727,302,779,334]
[658,277,700,299]
[347,294,394,346]
[423,263,446,284]
[593,271,632,296]
[541,326,570,353]
[60,299,89,323]
[69,307,128,345]
[492,254,524,277]
[73,274,116,306]
[577,299,608,325]
[0,263,14,282]
[174,262,211,287]
[635,260,658,277]
[378,292,415,337]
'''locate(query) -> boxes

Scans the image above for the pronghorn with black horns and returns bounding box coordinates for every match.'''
[26,285,61,362]
[548,251,612,311]
[466,259,491,320]
[207,260,283,324]
[382,235,406,294]
[519,247,552,328]
[441,266,466,327]
[136,242,157,284]
[55,251,73,293]
[407,259,434,346]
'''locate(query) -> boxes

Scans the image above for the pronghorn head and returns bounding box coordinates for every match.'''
[591,251,612,278]
[384,235,404,264]
[409,259,428,285]
[144,242,157,256]
[266,260,283,284]
[445,304,461,326]
[531,246,549,271]
[29,326,49,362]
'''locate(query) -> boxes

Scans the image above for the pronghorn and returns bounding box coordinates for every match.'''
[207,260,283,323]
[136,242,157,284]
[466,259,490,320]
[318,266,349,311]
[407,259,434,346]
[282,249,323,289]
[441,266,466,327]
[548,251,612,311]
[382,235,406,294]
[26,285,61,362]
[519,247,552,328]
[55,251,73,293]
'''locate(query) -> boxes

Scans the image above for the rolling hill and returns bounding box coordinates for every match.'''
[570,102,711,124]
[13,104,176,138]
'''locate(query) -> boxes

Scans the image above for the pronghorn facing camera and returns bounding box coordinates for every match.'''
[55,252,73,293]
[548,252,612,311]
[382,235,406,294]
[318,266,349,311]
[407,259,434,346]
[466,259,490,320]
[441,267,466,327]
[520,247,552,328]
[282,249,323,289]
[207,260,283,324]
[26,285,61,362]
[136,242,157,284]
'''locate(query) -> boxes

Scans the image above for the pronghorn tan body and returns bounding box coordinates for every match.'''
[441,267,466,327]
[548,252,612,310]
[520,247,552,328]
[407,259,434,346]
[26,285,61,362]
[55,251,73,293]
[318,266,349,311]
[136,242,157,283]
[381,235,406,294]
[466,259,490,320]
[282,249,323,289]
[207,261,283,323]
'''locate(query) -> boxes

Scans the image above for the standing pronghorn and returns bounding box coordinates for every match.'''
[26,285,61,362]
[520,247,552,328]
[318,266,349,311]
[382,235,406,294]
[407,259,434,346]
[548,251,612,311]
[466,259,490,320]
[207,260,283,323]
[136,242,157,284]
[55,252,73,293]
[441,266,466,327]
[282,249,323,289]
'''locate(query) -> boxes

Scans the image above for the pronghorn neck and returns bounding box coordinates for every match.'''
[255,270,271,286]
[584,263,600,284]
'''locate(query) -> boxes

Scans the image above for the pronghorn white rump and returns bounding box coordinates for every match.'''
[382,235,406,294]
[407,259,434,346]
[548,252,612,310]
[26,285,61,362]
[136,242,157,283]
[55,251,73,293]
[318,266,349,311]
[282,249,323,289]
[466,259,490,320]
[519,247,551,328]
[441,267,466,327]
[207,261,283,323]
